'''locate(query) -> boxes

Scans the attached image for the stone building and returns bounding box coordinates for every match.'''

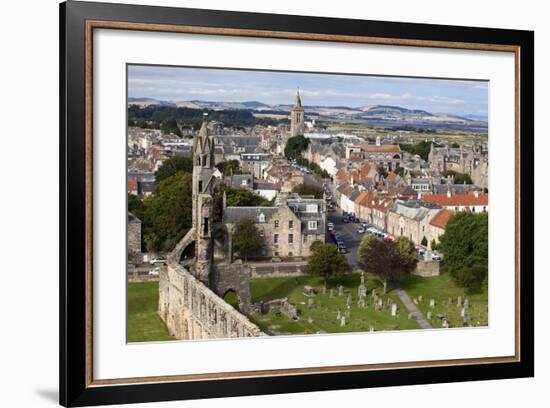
[386,199,442,245]
[223,193,326,259]
[127,212,142,262]
[345,137,402,171]
[290,90,305,137]
[428,143,488,189]
[191,121,216,284]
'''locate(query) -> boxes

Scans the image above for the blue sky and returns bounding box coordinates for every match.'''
[128,65,488,118]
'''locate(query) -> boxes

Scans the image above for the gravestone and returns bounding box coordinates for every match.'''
[337,310,341,320]
[340,315,346,327]
[429,299,436,308]
[418,295,423,302]
[427,311,432,320]
[338,285,344,297]
[308,298,315,309]
[347,293,352,307]
[391,303,397,316]
[303,285,317,297]
[464,298,470,309]
[457,296,462,307]
[329,288,334,298]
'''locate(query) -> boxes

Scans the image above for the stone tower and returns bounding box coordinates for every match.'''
[290,89,305,137]
[192,121,215,284]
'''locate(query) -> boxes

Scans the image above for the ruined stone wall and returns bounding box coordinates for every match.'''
[159,263,264,340]
[413,260,440,277]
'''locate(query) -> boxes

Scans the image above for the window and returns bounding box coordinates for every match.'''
[289,220,294,229]
[288,234,294,244]
[303,234,308,243]
[274,220,279,228]
[306,204,318,213]
[258,213,265,223]
[274,234,278,244]
[308,221,317,230]
[198,181,203,192]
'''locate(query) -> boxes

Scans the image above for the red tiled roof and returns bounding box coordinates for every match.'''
[355,191,368,204]
[430,209,455,229]
[422,192,488,207]
[386,172,398,181]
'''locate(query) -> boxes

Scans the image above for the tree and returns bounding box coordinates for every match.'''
[392,237,419,276]
[394,166,405,177]
[216,159,242,176]
[358,235,417,292]
[441,170,473,185]
[128,193,145,221]
[292,184,323,199]
[142,172,193,252]
[399,141,434,161]
[284,134,310,160]
[307,242,350,285]
[226,188,272,207]
[430,238,439,251]
[232,217,264,262]
[439,212,488,292]
[154,156,193,184]
[421,236,428,247]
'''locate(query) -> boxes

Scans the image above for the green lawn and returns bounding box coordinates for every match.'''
[399,273,488,328]
[127,282,175,343]
[249,273,420,335]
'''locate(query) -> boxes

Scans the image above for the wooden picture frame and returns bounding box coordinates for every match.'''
[60,1,534,406]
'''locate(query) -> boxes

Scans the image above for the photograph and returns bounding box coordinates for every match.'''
[126,65,489,342]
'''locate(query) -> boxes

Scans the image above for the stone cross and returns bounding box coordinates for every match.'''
[391,303,397,316]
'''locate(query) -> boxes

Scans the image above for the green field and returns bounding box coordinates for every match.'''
[249,273,420,335]
[399,273,488,328]
[127,282,175,343]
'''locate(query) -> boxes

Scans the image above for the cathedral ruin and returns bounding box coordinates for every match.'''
[159,122,264,340]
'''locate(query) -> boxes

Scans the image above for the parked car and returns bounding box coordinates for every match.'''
[384,235,394,242]
[431,252,442,260]
[357,227,366,234]
[149,257,166,265]
[148,267,160,276]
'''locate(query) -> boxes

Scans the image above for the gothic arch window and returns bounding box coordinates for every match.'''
[258,213,265,223]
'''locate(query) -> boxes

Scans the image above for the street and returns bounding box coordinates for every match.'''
[327,210,363,266]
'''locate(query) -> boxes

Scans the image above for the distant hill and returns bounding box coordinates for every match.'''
[127,98,487,127]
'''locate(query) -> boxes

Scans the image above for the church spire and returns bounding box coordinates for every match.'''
[294,88,302,108]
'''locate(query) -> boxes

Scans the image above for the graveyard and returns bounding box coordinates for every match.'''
[399,273,489,328]
[126,271,489,342]
[246,273,421,335]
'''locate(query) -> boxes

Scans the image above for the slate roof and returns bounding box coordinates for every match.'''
[223,207,279,224]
